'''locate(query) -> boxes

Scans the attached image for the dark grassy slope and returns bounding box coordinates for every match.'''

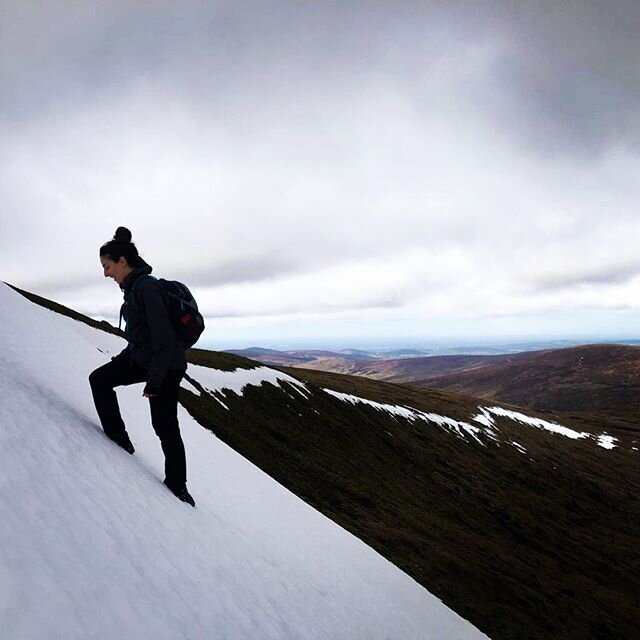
[10,284,640,640]
[181,366,640,640]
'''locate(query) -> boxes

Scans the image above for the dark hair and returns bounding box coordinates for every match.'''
[99,227,145,268]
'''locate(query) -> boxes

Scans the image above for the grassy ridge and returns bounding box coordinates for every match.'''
[180,367,640,640]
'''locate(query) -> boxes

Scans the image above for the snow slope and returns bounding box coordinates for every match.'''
[0,283,489,640]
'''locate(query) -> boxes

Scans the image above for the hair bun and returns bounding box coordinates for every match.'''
[113,227,132,243]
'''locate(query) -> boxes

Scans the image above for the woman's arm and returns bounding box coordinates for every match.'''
[139,280,177,395]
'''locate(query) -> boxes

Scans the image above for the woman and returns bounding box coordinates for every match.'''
[89,227,195,506]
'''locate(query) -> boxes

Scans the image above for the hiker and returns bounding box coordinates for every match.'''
[89,226,195,506]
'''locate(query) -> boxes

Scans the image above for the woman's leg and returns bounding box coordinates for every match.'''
[89,351,147,450]
[148,370,187,490]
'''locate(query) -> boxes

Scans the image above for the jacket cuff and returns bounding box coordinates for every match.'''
[143,382,162,396]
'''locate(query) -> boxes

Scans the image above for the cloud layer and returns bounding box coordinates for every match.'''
[2,1,640,346]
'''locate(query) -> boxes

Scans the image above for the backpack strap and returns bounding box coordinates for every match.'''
[119,274,157,330]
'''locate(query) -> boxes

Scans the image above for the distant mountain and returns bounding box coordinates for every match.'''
[338,348,379,357]
[421,345,640,412]
[227,346,378,367]
[247,343,640,423]
[338,353,520,382]
[228,348,522,383]
[339,347,432,359]
[341,344,640,419]
[378,348,432,358]
[226,346,440,370]
[10,283,640,640]
[225,340,631,368]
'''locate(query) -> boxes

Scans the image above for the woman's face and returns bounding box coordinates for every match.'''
[100,256,133,285]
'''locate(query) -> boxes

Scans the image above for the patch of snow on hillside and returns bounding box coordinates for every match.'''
[483,407,589,440]
[323,389,495,444]
[511,441,527,454]
[596,434,617,450]
[180,376,201,396]
[187,364,310,400]
[323,391,618,453]
[420,411,488,443]
[324,389,417,419]
[471,408,496,429]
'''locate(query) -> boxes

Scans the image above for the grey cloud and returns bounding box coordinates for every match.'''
[15,277,93,295]
[0,4,521,116]
[5,1,640,158]
[174,253,301,288]
[19,253,300,295]
[4,0,640,342]
[199,291,406,319]
[473,2,640,157]
[75,281,405,321]
[531,262,640,292]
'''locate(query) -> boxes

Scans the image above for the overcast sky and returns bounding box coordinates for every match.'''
[3,1,640,349]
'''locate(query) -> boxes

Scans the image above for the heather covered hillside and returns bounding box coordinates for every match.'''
[7,283,640,640]
[420,344,640,414]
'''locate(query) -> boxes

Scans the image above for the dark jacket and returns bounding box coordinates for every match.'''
[119,261,187,391]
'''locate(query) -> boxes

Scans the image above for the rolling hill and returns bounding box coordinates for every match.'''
[419,344,640,413]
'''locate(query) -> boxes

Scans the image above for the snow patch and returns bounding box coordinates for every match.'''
[482,407,589,441]
[511,441,527,454]
[471,408,496,429]
[188,364,310,400]
[596,434,617,450]
[323,389,496,444]
[324,389,416,420]
[180,377,201,396]
[323,391,617,453]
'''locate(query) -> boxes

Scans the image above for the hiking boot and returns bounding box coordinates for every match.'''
[164,479,196,507]
[107,432,135,455]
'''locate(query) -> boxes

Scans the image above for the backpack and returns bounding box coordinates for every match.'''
[122,275,205,348]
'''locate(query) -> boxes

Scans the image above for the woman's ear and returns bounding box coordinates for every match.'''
[118,256,129,268]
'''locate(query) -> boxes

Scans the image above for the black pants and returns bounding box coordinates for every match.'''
[89,351,187,489]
